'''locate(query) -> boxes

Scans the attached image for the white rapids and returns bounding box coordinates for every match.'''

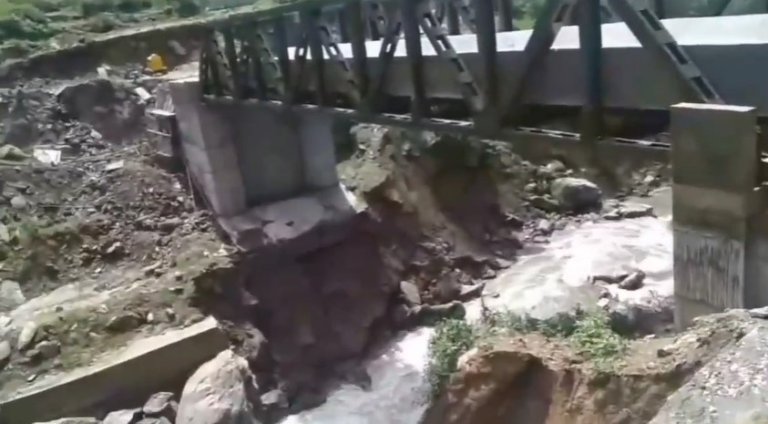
[280,190,673,424]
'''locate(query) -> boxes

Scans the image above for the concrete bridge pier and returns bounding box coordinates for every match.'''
[671,103,768,328]
[168,77,359,253]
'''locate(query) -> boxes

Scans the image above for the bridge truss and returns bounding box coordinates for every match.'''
[197,0,768,158]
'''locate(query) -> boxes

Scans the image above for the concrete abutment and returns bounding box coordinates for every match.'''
[169,77,358,253]
[671,103,768,328]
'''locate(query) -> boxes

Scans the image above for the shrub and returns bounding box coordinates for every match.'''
[170,0,200,17]
[0,38,35,59]
[82,12,119,33]
[426,319,476,398]
[80,0,115,17]
[0,10,55,42]
[570,310,627,370]
[116,0,147,13]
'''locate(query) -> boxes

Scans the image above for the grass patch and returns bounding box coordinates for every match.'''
[426,308,627,398]
[427,319,477,398]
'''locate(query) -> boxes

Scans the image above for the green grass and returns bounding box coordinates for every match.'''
[426,308,627,398]
[427,319,477,398]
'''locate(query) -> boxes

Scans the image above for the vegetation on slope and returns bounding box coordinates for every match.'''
[426,308,627,397]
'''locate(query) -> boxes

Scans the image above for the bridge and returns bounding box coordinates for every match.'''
[164,0,768,329]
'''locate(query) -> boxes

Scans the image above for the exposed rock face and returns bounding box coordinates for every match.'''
[650,317,768,424]
[241,230,397,392]
[176,350,261,424]
[423,312,752,424]
[551,177,602,212]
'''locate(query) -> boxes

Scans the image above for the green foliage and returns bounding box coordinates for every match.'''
[170,0,201,17]
[116,0,152,13]
[427,308,627,398]
[427,319,477,398]
[570,310,627,370]
[80,0,115,17]
[0,5,55,42]
[0,38,35,58]
[83,12,119,32]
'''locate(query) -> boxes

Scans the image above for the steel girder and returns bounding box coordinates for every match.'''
[198,0,741,145]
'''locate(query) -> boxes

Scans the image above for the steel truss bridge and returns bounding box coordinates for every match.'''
[196,0,768,160]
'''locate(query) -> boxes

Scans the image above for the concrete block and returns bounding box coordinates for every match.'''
[233,106,305,205]
[671,103,758,193]
[197,104,236,150]
[183,141,214,176]
[197,169,247,217]
[297,113,339,190]
[218,184,359,254]
[203,143,241,174]
[0,318,227,424]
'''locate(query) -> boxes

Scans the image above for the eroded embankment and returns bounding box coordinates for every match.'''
[423,311,752,424]
[189,124,671,421]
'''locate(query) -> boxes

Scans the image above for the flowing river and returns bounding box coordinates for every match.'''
[280,189,673,424]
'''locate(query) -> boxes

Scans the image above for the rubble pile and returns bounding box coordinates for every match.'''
[0,75,223,400]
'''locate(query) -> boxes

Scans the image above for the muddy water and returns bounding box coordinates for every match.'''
[280,189,673,424]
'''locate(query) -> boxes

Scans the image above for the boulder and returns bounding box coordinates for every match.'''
[102,409,142,424]
[0,340,11,365]
[411,301,465,326]
[17,321,38,351]
[399,280,422,305]
[550,177,602,212]
[35,340,61,359]
[603,203,655,221]
[0,280,26,311]
[176,350,261,424]
[142,392,177,421]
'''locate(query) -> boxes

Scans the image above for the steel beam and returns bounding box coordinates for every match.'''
[578,0,603,142]
[607,0,722,104]
[501,0,577,123]
[401,0,428,119]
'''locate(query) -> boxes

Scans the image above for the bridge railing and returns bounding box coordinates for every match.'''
[198,0,744,148]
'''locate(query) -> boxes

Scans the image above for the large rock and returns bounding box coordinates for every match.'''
[550,177,602,212]
[0,280,26,312]
[142,392,177,421]
[176,350,261,424]
[650,321,768,424]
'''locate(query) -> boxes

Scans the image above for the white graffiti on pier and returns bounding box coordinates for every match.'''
[674,226,745,309]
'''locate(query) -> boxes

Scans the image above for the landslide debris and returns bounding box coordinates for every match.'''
[0,76,224,396]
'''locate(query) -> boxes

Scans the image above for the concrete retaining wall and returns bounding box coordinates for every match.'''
[0,318,227,424]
